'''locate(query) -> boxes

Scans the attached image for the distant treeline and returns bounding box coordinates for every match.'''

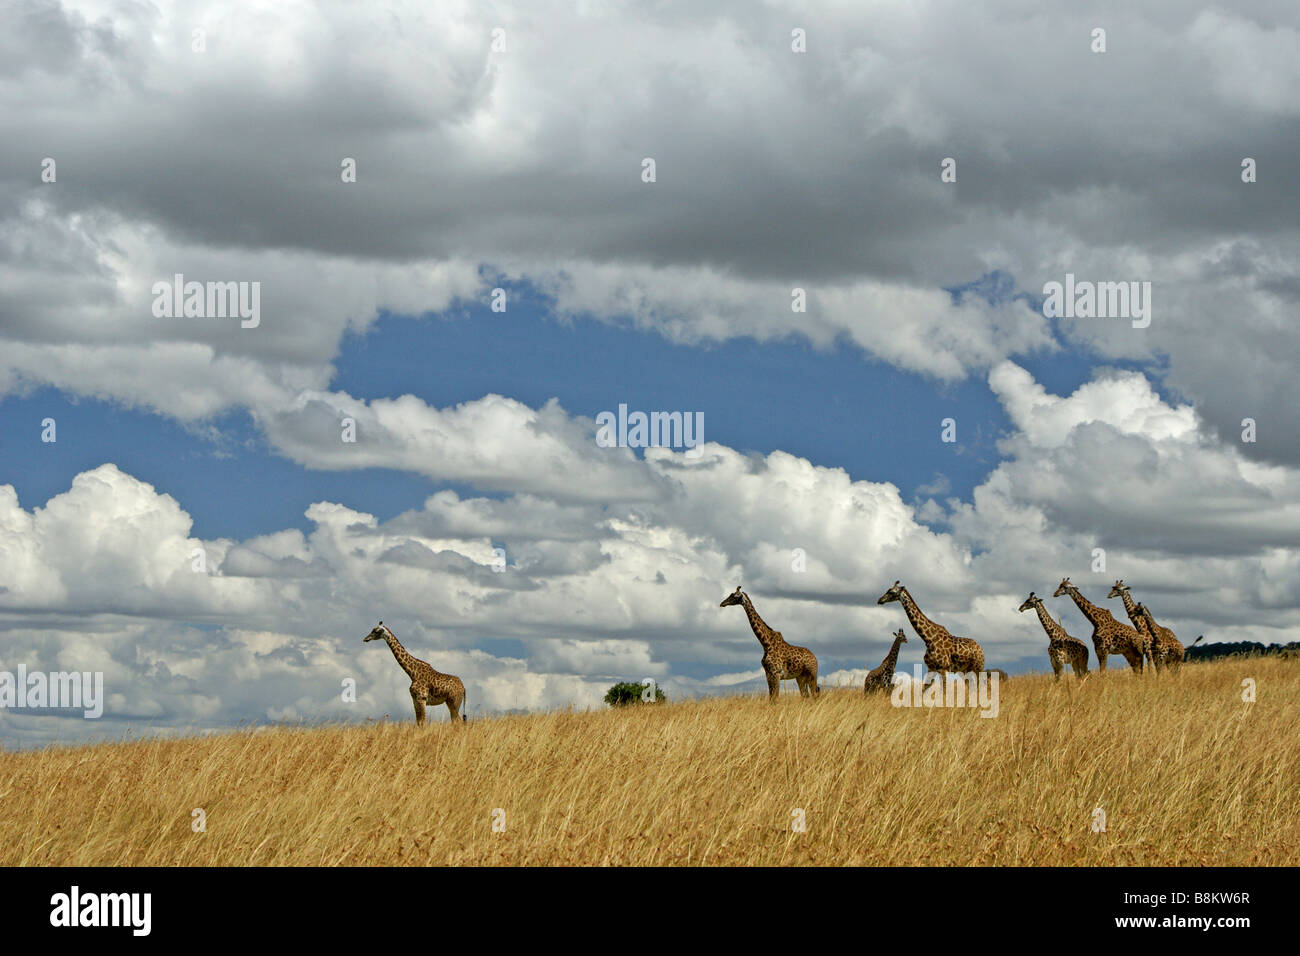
[1187,641,1300,662]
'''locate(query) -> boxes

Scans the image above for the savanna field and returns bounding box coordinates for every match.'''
[3,656,1296,866]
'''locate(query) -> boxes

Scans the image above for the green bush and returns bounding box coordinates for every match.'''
[604,680,666,707]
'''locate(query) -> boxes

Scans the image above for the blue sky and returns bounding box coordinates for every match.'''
[1,271,1125,542]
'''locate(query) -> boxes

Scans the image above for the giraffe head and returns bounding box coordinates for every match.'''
[894,628,908,643]
[1134,602,1156,626]
[1018,592,1043,613]
[1052,577,1074,598]
[363,621,390,642]
[1106,579,1130,599]
[719,586,746,608]
[876,581,904,605]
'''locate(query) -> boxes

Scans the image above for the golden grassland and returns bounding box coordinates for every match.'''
[2,655,1297,866]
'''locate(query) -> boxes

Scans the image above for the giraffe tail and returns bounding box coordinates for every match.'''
[462,689,468,722]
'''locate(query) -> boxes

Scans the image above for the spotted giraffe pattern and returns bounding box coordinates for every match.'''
[1134,603,1189,672]
[1019,592,1089,680]
[1054,579,1145,672]
[719,587,819,699]
[1107,581,1156,667]
[864,629,908,694]
[877,581,985,675]
[364,622,466,724]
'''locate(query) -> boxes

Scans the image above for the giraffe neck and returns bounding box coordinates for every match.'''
[896,589,940,648]
[740,595,781,651]
[1063,586,1107,626]
[383,631,420,679]
[1139,607,1162,636]
[882,634,906,669]
[1030,600,1063,638]
[1116,590,1146,631]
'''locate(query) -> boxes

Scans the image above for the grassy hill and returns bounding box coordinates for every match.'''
[3,655,1297,866]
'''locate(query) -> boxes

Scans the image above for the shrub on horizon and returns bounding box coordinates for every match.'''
[604,681,666,708]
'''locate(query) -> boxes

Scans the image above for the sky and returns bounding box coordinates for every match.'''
[1,0,1298,747]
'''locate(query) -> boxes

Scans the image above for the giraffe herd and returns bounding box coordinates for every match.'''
[723,577,1200,701]
[363,578,1203,724]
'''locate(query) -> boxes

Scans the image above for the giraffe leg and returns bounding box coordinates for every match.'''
[765,670,779,700]
[411,694,427,726]
[445,699,460,722]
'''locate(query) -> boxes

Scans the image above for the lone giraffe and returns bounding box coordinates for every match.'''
[1107,580,1155,667]
[719,586,819,699]
[1018,591,1089,680]
[864,628,908,695]
[364,621,466,725]
[1053,578,1145,672]
[1134,602,1190,672]
[876,581,985,676]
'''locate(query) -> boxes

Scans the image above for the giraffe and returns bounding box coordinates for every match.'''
[719,587,819,699]
[864,628,908,695]
[1134,602,1189,672]
[1052,578,1145,672]
[1106,580,1156,668]
[363,622,466,724]
[1018,591,1089,680]
[876,581,984,676]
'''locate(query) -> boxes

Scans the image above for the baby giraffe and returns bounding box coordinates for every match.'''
[719,586,820,699]
[364,621,466,725]
[864,628,908,695]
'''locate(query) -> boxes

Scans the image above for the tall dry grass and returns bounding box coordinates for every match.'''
[2,656,1296,866]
